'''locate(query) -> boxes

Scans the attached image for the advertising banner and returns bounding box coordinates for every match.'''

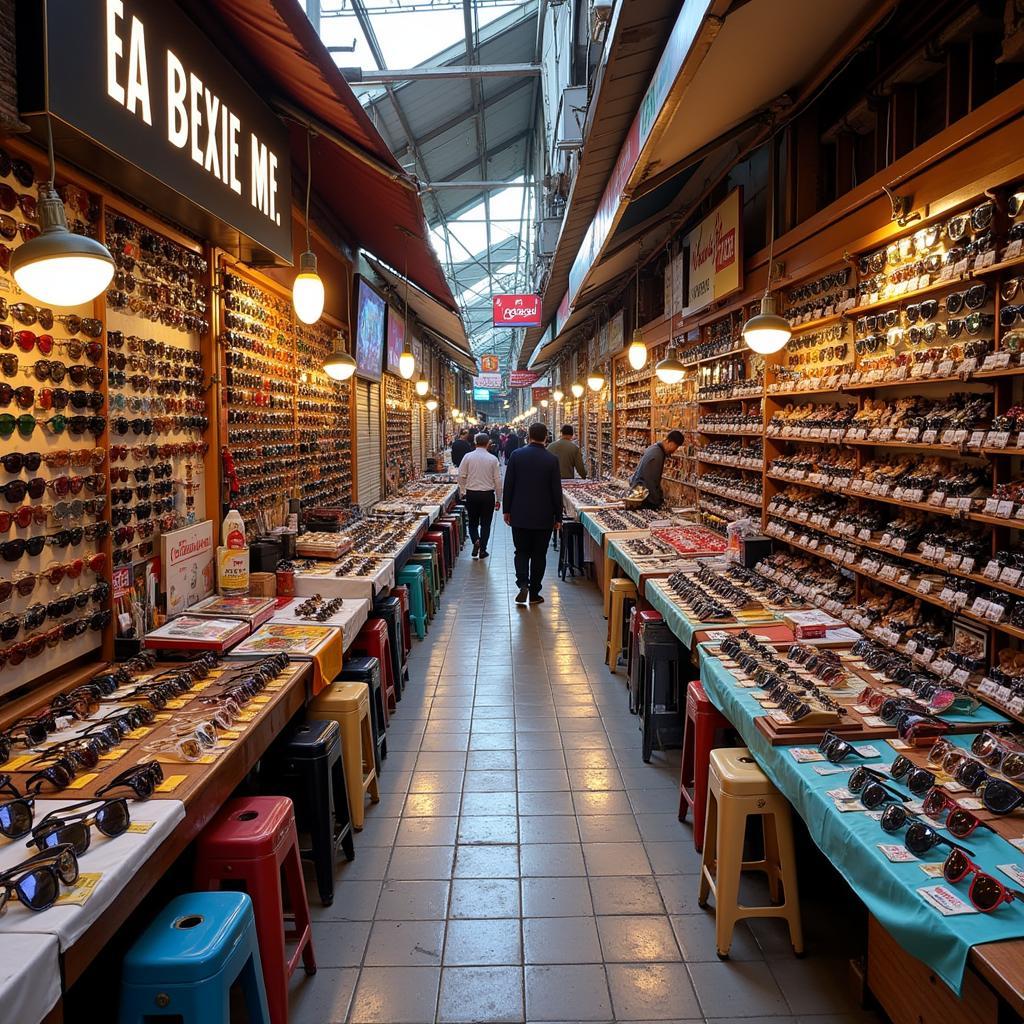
[473,373,502,389]
[480,353,500,373]
[685,187,742,314]
[510,370,541,388]
[493,294,542,327]
[161,520,215,618]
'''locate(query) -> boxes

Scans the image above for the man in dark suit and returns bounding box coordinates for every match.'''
[503,422,563,604]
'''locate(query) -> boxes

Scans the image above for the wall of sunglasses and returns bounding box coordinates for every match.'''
[584,373,612,479]
[0,149,114,692]
[219,261,356,536]
[383,373,414,497]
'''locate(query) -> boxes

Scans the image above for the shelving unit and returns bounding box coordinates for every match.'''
[384,373,414,496]
[613,358,653,482]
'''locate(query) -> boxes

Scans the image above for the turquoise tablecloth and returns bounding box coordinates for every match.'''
[579,510,605,547]
[607,539,644,584]
[699,650,1024,994]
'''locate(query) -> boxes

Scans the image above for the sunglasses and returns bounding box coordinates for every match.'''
[28,797,131,855]
[0,844,79,914]
[849,765,902,809]
[96,760,164,800]
[0,299,52,329]
[0,775,33,839]
[0,413,38,439]
[889,754,936,796]
[818,730,868,764]
[942,847,1024,912]
[921,787,995,839]
[880,805,970,855]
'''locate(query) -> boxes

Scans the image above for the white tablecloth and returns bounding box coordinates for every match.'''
[0,797,185,951]
[0,933,60,1024]
[294,559,395,601]
[271,597,370,651]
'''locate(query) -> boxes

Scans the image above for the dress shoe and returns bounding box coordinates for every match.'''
[515,587,528,604]
[529,593,544,603]
[472,541,480,558]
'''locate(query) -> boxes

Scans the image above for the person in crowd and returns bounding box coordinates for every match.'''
[503,422,563,604]
[451,428,473,468]
[458,432,502,559]
[505,427,522,461]
[547,424,587,479]
[630,429,685,508]
[499,428,510,464]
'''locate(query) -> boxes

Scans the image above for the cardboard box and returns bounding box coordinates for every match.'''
[249,572,277,597]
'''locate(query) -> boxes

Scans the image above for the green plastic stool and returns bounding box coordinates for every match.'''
[396,565,428,638]
[409,551,440,614]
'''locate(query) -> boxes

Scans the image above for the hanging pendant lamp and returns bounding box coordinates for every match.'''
[295,130,325,325]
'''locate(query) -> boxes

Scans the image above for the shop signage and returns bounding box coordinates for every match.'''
[566,0,713,306]
[510,370,541,388]
[161,519,215,618]
[493,294,542,327]
[473,372,503,389]
[20,0,293,262]
[607,311,624,355]
[479,353,500,373]
[685,188,742,314]
[532,387,550,404]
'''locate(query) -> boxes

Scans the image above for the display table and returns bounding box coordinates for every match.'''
[272,596,371,648]
[294,558,396,601]
[698,645,1024,1007]
[0,933,61,1024]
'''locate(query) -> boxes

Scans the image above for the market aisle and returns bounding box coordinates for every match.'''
[288,520,876,1023]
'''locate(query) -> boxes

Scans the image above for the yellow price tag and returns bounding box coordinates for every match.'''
[219,729,242,739]
[126,821,154,834]
[192,681,212,692]
[154,713,173,722]
[126,727,153,740]
[99,748,127,762]
[67,773,99,790]
[196,753,218,764]
[163,699,188,709]
[251,695,272,705]
[155,774,187,793]
[3,754,34,771]
[236,711,258,722]
[55,872,102,907]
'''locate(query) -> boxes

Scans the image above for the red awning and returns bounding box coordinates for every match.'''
[185,0,458,313]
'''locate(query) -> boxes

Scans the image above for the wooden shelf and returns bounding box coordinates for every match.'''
[845,273,968,315]
[696,390,764,404]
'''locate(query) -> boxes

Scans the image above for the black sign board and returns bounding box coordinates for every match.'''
[18,0,293,263]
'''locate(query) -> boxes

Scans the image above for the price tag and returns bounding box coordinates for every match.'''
[998,500,1016,518]
[990,432,1012,449]
[156,774,187,793]
[922,429,938,445]
[937,361,956,378]
[1004,239,1023,260]
[1000,567,1022,587]
[953,258,970,277]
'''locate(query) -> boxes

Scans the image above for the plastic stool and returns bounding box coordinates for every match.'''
[194,796,316,1024]
[263,719,355,907]
[558,521,587,579]
[339,655,387,773]
[698,748,804,958]
[396,567,427,638]
[391,584,413,657]
[605,578,637,675]
[372,596,407,695]
[438,514,463,550]
[309,681,380,828]
[423,531,448,582]
[351,618,396,714]
[433,519,457,569]
[411,550,441,611]
[628,609,663,711]
[119,891,270,1024]
[680,680,731,851]
[638,624,684,763]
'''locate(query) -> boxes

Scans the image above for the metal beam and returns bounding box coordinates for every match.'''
[345,63,540,83]
[422,180,532,190]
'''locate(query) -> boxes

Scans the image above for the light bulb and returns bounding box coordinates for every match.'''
[323,332,356,380]
[451,407,460,417]
[541,399,549,408]
[11,185,114,306]
[627,330,647,370]
[587,373,604,392]
[654,345,685,384]
[742,294,791,355]
[399,348,415,379]
[293,250,325,324]
[571,382,584,398]
[425,396,438,411]
[552,389,564,402]
[415,375,429,396]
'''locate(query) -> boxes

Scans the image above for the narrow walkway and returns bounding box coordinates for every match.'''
[290,521,873,1023]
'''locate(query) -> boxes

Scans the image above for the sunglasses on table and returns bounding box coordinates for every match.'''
[0,774,33,838]
[0,844,79,914]
[943,847,1024,912]
[849,765,905,809]
[921,787,995,839]
[27,797,130,855]
[970,731,1024,779]
[96,760,164,800]
[818,730,869,764]
[880,804,972,855]
[889,754,937,795]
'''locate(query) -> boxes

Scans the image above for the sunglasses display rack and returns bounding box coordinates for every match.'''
[0,154,114,692]
[295,318,354,510]
[104,209,210,595]
[383,374,415,497]
[654,370,697,499]
[583,375,612,479]
[614,358,655,482]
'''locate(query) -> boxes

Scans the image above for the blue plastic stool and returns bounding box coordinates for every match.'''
[119,891,270,1023]
[396,565,428,638]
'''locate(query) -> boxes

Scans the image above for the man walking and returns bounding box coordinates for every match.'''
[503,422,563,604]
[547,424,587,479]
[458,432,502,559]
[630,430,684,508]
[451,428,473,468]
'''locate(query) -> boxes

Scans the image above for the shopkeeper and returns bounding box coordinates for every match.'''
[630,430,684,508]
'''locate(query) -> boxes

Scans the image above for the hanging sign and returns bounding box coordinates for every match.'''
[510,370,541,388]
[493,294,542,327]
[473,373,502,389]
[685,187,742,314]
[479,353,500,373]
[19,0,293,262]
[532,387,551,404]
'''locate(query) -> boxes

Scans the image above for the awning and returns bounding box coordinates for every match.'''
[543,0,891,325]
[184,0,458,313]
[517,0,681,368]
[365,255,475,371]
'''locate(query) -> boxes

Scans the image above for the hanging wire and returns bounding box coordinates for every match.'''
[304,129,313,252]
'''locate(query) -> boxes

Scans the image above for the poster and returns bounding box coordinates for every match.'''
[685,187,742,314]
[385,308,406,376]
[607,312,624,355]
[161,520,215,617]
[480,353,500,373]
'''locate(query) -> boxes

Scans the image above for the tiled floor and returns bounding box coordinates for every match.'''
[288,520,882,1023]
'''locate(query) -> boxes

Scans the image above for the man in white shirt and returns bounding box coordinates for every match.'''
[458,432,502,559]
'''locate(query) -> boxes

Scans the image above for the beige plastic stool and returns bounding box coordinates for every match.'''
[698,747,804,958]
[309,682,380,829]
[605,578,637,675]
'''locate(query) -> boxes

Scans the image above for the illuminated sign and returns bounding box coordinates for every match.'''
[493,294,542,327]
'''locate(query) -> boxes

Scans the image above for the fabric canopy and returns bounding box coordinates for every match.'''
[184,0,458,313]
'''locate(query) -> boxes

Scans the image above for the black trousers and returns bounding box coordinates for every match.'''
[512,527,552,595]
[465,490,496,551]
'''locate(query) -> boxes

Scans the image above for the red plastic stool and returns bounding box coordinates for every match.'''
[438,514,463,549]
[436,516,460,559]
[391,584,412,658]
[352,617,396,713]
[194,796,316,1024]
[679,680,730,852]
[424,530,448,579]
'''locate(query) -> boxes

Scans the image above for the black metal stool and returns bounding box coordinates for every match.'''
[339,656,387,774]
[372,596,408,695]
[638,623,685,763]
[264,718,355,906]
[558,521,587,579]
